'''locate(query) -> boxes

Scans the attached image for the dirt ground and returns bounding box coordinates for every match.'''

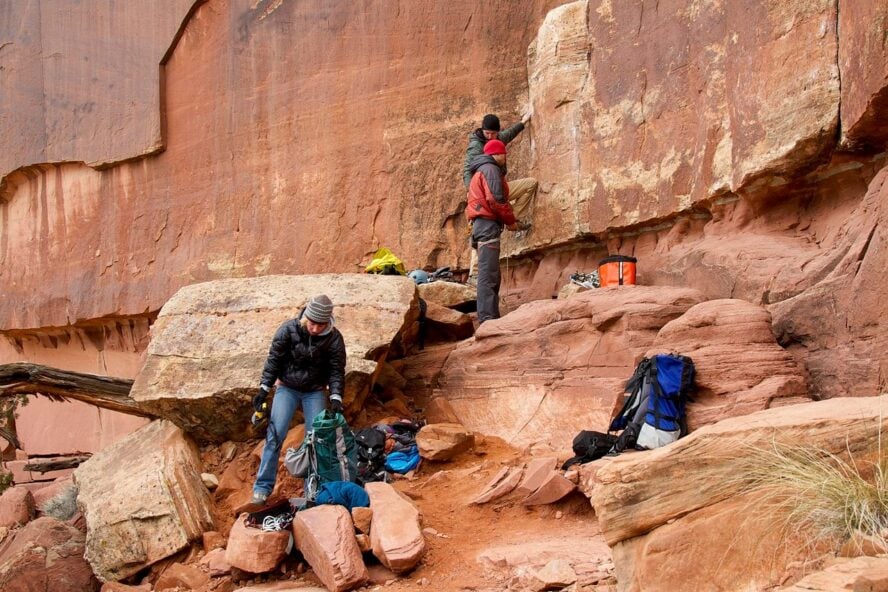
[198,430,615,592]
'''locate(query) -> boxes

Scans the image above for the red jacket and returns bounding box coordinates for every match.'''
[465,157,517,226]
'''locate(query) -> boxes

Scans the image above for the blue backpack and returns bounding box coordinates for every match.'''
[609,354,695,452]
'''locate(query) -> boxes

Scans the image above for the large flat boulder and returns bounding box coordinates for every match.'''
[365,482,425,574]
[434,286,705,449]
[74,420,215,582]
[292,505,368,592]
[0,516,98,592]
[588,396,888,591]
[130,274,418,442]
[649,298,810,429]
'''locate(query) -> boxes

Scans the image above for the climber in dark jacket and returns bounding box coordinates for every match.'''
[251,294,346,504]
[462,113,528,187]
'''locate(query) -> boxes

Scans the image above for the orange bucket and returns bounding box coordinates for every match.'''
[598,255,637,287]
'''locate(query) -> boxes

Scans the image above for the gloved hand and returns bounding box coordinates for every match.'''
[252,389,268,412]
[516,220,532,232]
[330,399,344,415]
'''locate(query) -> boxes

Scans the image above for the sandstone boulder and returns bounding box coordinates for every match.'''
[199,547,231,576]
[292,505,368,592]
[588,396,888,591]
[154,562,209,591]
[365,482,425,574]
[0,486,36,528]
[351,506,372,535]
[416,423,474,461]
[74,420,215,582]
[533,559,577,590]
[521,472,576,506]
[202,530,226,551]
[417,281,476,310]
[130,274,419,442]
[435,286,705,449]
[0,516,98,592]
[225,513,291,574]
[471,466,523,505]
[515,458,558,498]
[649,298,810,430]
[423,301,475,343]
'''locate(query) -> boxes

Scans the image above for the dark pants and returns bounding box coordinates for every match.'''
[476,239,501,323]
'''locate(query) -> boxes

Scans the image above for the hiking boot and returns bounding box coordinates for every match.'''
[250,492,268,506]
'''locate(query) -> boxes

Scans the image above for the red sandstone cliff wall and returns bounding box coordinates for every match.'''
[1,0,887,403]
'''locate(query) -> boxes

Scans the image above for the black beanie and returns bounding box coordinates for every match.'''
[481,114,501,132]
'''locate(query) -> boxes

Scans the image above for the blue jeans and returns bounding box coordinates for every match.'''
[253,385,327,496]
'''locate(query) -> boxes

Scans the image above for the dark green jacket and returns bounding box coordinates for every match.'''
[461,122,525,187]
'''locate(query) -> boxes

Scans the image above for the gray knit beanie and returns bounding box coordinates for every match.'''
[304,294,334,324]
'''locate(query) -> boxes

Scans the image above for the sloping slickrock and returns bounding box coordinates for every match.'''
[435,286,705,449]
[74,420,215,582]
[417,282,477,310]
[365,482,425,574]
[648,298,809,430]
[130,274,419,442]
[390,343,459,408]
[225,513,291,574]
[517,0,838,257]
[770,166,888,400]
[0,486,36,528]
[0,516,98,592]
[416,423,474,461]
[778,556,888,592]
[589,396,888,592]
[838,1,888,149]
[610,490,808,592]
[292,505,368,592]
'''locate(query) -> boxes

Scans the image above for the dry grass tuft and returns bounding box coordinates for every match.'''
[730,438,888,551]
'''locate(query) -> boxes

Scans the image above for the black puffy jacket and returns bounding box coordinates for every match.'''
[260,315,346,399]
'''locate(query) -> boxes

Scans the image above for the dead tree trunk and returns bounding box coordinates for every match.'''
[0,362,155,418]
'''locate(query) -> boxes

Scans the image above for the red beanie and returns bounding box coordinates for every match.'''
[483,139,507,156]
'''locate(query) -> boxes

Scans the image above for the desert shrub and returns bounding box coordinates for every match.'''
[41,483,79,520]
[732,439,888,550]
[0,470,12,494]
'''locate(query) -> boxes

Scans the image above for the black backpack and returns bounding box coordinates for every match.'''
[354,427,387,484]
[561,430,618,470]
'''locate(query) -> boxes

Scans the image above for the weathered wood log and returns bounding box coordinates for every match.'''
[24,454,91,473]
[0,362,155,418]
